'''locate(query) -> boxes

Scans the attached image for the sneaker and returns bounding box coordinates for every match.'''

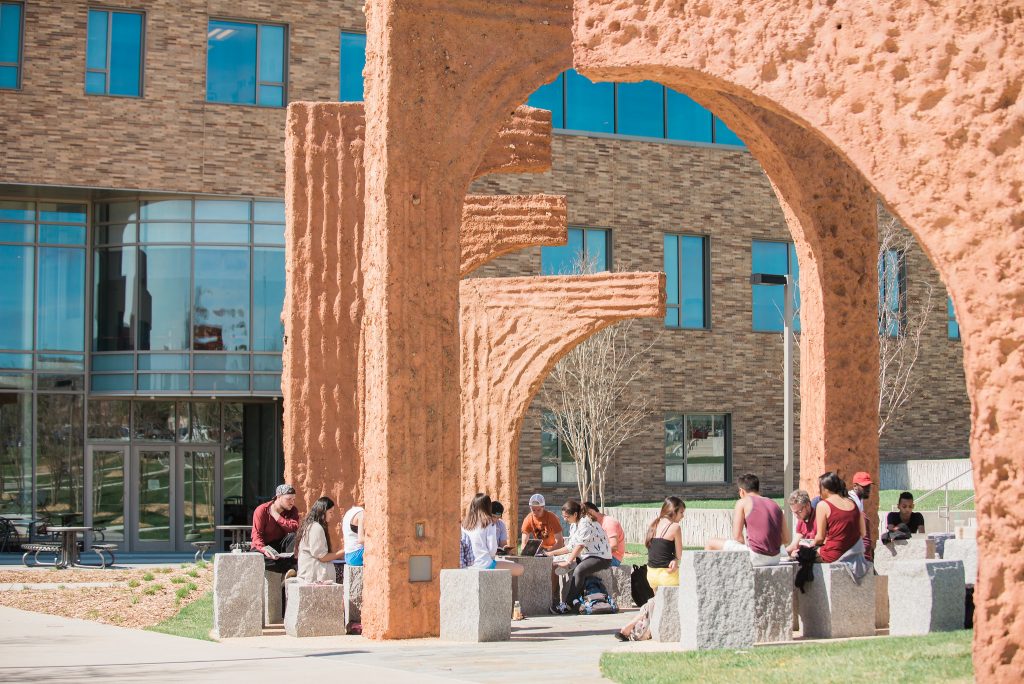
[284,568,297,580]
[552,602,571,615]
[614,632,629,642]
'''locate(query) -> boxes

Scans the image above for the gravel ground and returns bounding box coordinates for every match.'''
[0,563,213,629]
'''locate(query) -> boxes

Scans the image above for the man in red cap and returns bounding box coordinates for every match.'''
[849,472,874,561]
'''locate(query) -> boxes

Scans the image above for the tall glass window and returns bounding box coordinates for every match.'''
[35,393,85,526]
[0,2,23,90]
[666,90,713,143]
[541,410,576,484]
[878,249,906,337]
[206,20,286,107]
[86,9,144,97]
[664,234,709,329]
[194,247,250,351]
[616,81,664,138]
[665,413,730,483]
[565,69,614,133]
[947,296,960,341]
[751,240,801,332]
[527,72,565,128]
[0,391,32,515]
[339,31,366,102]
[541,227,610,275]
[253,248,285,352]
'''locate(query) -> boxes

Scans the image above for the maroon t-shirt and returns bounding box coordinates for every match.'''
[250,500,300,551]
[745,495,783,556]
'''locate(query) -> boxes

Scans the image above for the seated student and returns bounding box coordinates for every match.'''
[491,500,512,555]
[848,471,875,561]
[462,493,524,576]
[544,499,612,614]
[460,529,474,569]
[585,502,626,567]
[342,502,365,566]
[885,491,926,537]
[251,484,301,574]
[813,471,867,564]
[520,493,564,553]
[706,473,790,566]
[786,489,818,557]
[295,497,345,583]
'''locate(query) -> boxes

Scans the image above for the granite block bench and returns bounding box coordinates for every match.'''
[873,536,936,629]
[213,552,264,638]
[649,586,680,642]
[678,551,755,650]
[753,563,795,643]
[888,560,965,635]
[508,555,552,617]
[264,570,284,625]
[797,562,875,638]
[284,579,346,637]
[941,539,977,586]
[344,564,363,623]
[440,568,512,642]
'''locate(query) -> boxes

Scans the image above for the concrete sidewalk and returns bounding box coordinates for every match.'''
[0,606,467,683]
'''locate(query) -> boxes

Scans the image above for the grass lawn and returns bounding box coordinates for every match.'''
[145,591,214,641]
[601,630,973,684]
[608,490,974,512]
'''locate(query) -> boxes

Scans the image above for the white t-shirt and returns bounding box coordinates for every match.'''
[342,506,364,553]
[567,517,612,560]
[462,523,498,569]
[297,524,335,583]
[849,491,864,512]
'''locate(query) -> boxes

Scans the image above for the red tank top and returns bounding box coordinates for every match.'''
[746,495,783,556]
[818,499,862,563]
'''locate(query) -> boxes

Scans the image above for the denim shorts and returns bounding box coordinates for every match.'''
[345,548,364,566]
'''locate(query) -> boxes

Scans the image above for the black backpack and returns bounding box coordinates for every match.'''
[630,563,655,606]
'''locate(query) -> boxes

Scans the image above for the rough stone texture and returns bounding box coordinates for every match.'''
[572,3,1023,676]
[888,560,967,636]
[678,551,755,650]
[284,579,346,638]
[509,555,553,617]
[344,563,364,623]
[943,539,979,586]
[753,564,795,644]
[439,569,513,642]
[460,194,567,277]
[476,106,555,177]
[212,553,264,639]
[460,273,665,527]
[649,586,680,643]
[797,563,876,639]
[264,570,284,626]
[873,538,936,576]
[876,574,890,629]
[607,565,635,609]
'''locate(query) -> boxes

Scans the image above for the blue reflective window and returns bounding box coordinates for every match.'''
[666,89,713,143]
[664,234,709,329]
[752,240,800,332]
[39,225,86,245]
[0,200,32,221]
[38,203,86,223]
[714,116,745,146]
[137,373,189,392]
[616,81,664,138]
[253,374,281,392]
[207,20,286,106]
[0,245,33,349]
[0,223,32,242]
[253,248,284,352]
[339,31,366,102]
[878,249,905,337]
[91,374,133,392]
[541,227,609,275]
[86,10,144,97]
[947,296,960,341]
[527,72,564,128]
[193,247,250,351]
[0,2,23,89]
[37,248,86,351]
[194,373,249,392]
[139,246,190,350]
[93,247,137,351]
[565,69,613,133]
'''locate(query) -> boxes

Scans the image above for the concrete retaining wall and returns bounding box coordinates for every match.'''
[879,459,972,490]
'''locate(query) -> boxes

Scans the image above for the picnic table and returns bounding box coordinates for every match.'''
[47,526,92,568]
[216,524,252,551]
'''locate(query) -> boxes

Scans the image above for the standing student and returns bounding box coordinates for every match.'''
[585,501,626,567]
[295,497,345,583]
[462,492,525,576]
[342,502,365,566]
[544,499,612,614]
[706,473,790,566]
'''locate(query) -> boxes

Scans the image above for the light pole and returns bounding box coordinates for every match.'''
[750,273,794,509]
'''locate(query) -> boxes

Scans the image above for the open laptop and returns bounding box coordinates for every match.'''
[519,538,543,557]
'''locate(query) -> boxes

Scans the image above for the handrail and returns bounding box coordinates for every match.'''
[895,465,974,533]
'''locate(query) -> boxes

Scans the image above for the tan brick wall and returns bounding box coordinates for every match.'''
[0,1,968,511]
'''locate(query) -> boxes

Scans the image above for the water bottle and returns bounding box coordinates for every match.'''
[512,600,524,621]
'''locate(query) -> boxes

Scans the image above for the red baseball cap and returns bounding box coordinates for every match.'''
[852,471,873,486]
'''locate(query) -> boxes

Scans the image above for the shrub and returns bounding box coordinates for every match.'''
[170,576,186,584]
[142,572,155,581]
[128,579,140,588]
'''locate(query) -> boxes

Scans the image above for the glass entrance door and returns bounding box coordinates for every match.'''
[180,448,219,549]
[131,447,175,551]
[87,446,128,548]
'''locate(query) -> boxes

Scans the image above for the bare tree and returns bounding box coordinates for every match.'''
[877,217,935,437]
[539,256,657,507]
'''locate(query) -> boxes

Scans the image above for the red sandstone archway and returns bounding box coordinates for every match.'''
[571,1,1023,678]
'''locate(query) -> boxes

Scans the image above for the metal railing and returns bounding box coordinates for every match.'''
[902,465,974,533]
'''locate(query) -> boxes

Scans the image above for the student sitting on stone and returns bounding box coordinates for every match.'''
[883,491,926,541]
[585,501,626,567]
[544,499,612,614]
[491,500,512,555]
[295,496,345,583]
[342,501,365,567]
[520,493,564,554]
[786,489,817,557]
[251,483,300,575]
[813,472,868,564]
[462,492,524,577]
[706,473,790,566]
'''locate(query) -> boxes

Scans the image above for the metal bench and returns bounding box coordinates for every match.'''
[192,540,215,562]
[90,543,117,568]
[21,543,61,567]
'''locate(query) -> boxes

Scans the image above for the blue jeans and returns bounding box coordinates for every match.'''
[611,558,621,567]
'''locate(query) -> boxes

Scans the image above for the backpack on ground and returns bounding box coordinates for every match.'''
[578,574,617,615]
[630,563,655,607]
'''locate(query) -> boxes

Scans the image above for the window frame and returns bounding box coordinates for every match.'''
[664,232,711,330]
[205,17,289,108]
[0,1,25,91]
[750,238,801,333]
[664,412,732,484]
[338,30,366,102]
[84,7,146,98]
[540,226,612,275]
[540,410,578,485]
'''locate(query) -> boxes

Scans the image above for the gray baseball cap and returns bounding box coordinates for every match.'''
[276,484,296,497]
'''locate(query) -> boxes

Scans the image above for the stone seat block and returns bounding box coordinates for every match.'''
[649,585,680,642]
[608,564,635,609]
[678,551,755,650]
[928,533,955,559]
[875,574,889,629]
[264,570,284,625]
[942,539,977,585]
[753,563,795,643]
[213,552,264,638]
[873,537,935,576]
[508,555,552,617]
[284,579,346,637]
[888,560,966,636]
[344,564,363,623]
[440,569,512,642]
[797,562,875,639]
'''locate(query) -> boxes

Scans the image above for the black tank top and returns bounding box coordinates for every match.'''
[647,519,677,568]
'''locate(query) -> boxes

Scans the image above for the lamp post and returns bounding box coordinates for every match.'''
[750,273,794,509]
